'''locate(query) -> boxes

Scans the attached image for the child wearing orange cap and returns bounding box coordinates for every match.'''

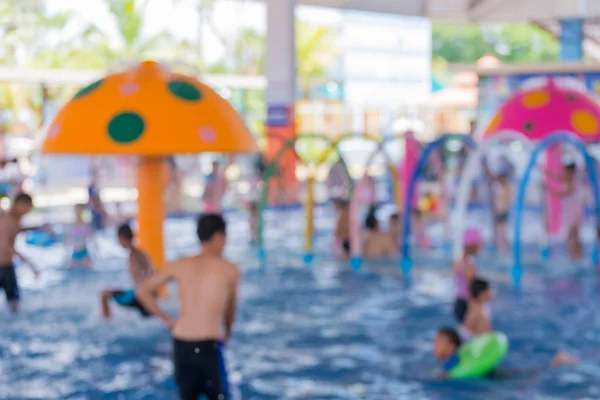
[453,228,482,324]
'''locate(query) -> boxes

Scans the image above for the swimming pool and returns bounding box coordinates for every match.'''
[2,207,600,399]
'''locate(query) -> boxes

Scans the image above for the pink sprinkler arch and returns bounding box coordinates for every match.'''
[484,78,600,141]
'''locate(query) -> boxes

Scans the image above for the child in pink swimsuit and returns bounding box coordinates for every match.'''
[546,163,584,260]
[453,228,481,323]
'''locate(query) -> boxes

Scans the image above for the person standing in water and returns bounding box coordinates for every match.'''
[0,193,40,313]
[203,161,225,213]
[70,204,92,268]
[491,170,512,252]
[461,278,494,340]
[88,170,108,232]
[453,228,481,323]
[362,208,397,259]
[137,214,239,400]
[545,162,584,260]
[101,223,154,319]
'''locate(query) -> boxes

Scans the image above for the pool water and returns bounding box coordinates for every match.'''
[2,207,600,400]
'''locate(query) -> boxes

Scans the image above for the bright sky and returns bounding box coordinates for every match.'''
[45,0,340,64]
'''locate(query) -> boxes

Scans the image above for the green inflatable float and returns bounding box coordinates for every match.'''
[449,332,509,379]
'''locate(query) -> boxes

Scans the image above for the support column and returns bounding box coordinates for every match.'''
[401,131,420,211]
[265,0,298,205]
[546,19,583,240]
[137,157,165,271]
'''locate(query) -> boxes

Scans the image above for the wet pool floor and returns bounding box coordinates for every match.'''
[2,209,600,399]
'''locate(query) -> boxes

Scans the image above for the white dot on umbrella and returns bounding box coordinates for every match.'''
[47,124,61,140]
[120,83,138,96]
[199,127,216,143]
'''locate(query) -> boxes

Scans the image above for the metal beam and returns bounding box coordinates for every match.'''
[0,67,268,89]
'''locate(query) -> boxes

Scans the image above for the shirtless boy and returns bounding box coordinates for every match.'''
[137,214,240,400]
[388,213,402,246]
[0,193,39,313]
[462,278,494,340]
[101,223,154,319]
[363,209,397,259]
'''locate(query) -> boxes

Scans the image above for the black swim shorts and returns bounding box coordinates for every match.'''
[454,298,468,323]
[112,290,151,317]
[495,212,509,223]
[173,339,229,400]
[342,239,351,255]
[0,264,19,302]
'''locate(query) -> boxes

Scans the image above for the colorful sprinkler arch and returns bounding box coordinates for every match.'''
[511,132,600,287]
[400,133,477,276]
[256,133,408,265]
[452,130,534,263]
[346,132,419,270]
[257,133,351,263]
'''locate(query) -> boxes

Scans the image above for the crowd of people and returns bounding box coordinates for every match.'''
[1,153,591,398]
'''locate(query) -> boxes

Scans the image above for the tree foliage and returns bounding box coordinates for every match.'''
[432,22,559,64]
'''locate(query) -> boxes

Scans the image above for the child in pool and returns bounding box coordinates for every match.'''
[70,204,92,268]
[88,172,108,232]
[545,162,584,260]
[203,161,223,213]
[461,278,493,340]
[363,208,397,259]
[453,228,481,323]
[388,213,402,246]
[491,170,512,252]
[334,198,351,259]
[101,223,154,319]
[433,328,578,379]
[249,202,258,245]
[411,208,431,248]
[0,193,40,313]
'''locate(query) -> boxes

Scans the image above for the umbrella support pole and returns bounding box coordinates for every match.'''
[137,156,166,292]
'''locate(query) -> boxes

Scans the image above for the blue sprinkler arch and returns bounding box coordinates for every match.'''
[512,132,600,287]
[400,134,477,275]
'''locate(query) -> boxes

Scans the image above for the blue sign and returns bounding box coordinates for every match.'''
[560,19,583,62]
[267,105,290,127]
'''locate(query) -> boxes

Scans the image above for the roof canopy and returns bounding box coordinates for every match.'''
[41,61,256,156]
[484,78,600,141]
[284,0,600,22]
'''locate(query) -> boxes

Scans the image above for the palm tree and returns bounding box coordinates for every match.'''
[0,0,71,130]
[65,0,198,69]
[232,28,264,75]
[296,20,338,99]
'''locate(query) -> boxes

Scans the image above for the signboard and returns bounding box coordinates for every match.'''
[266,105,291,127]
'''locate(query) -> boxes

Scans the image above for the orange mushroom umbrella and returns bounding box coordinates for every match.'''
[41,61,256,270]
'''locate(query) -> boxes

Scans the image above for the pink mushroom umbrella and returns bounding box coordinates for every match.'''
[484,78,600,141]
